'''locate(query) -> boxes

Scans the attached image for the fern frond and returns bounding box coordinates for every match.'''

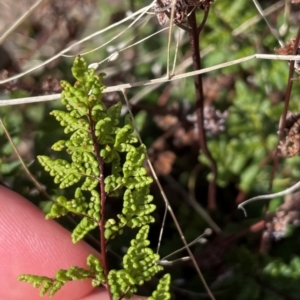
[18,254,105,297]
[20,56,170,298]
[18,274,63,297]
[108,226,163,300]
[46,188,101,243]
[50,110,89,134]
[148,274,171,300]
[72,216,98,243]
[37,156,84,189]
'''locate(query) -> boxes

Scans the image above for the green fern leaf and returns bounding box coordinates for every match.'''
[37,156,84,188]
[72,217,98,243]
[148,274,171,300]
[18,255,105,297]
[108,226,164,299]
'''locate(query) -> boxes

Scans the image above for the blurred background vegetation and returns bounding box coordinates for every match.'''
[1,0,300,299]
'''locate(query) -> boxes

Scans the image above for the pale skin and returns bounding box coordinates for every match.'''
[0,186,143,300]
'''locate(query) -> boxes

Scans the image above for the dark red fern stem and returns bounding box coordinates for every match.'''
[88,109,113,300]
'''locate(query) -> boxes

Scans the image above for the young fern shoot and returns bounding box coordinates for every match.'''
[18,56,171,300]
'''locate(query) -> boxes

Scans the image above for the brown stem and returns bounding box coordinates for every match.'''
[269,26,300,191]
[264,26,300,257]
[187,8,218,211]
[88,109,112,300]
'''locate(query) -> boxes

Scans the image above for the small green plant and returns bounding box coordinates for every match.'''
[18,56,170,300]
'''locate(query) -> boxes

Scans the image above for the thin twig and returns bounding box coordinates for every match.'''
[233,0,285,36]
[238,180,300,217]
[171,28,182,76]
[252,0,284,46]
[166,0,176,78]
[159,228,212,264]
[0,0,46,45]
[187,7,218,212]
[63,6,152,59]
[0,118,47,197]
[165,174,222,233]
[0,3,155,85]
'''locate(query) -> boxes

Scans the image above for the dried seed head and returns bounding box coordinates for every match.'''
[153,0,214,26]
[264,190,300,242]
[275,38,297,55]
[187,105,228,136]
[278,111,300,157]
[278,111,300,132]
[275,38,300,74]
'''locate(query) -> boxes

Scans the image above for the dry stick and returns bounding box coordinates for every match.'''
[121,90,169,256]
[0,0,46,45]
[158,202,168,255]
[233,0,285,36]
[187,8,217,212]
[252,0,284,46]
[165,173,222,233]
[166,0,177,78]
[159,228,212,265]
[238,180,300,217]
[63,5,152,59]
[88,27,168,67]
[0,3,155,85]
[2,53,298,106]
[121,90,215,300]
[124,46,214,116]
[171,28,181,76]
[0,118,46,196]
[281,0,290,36]
[187,166,222,233]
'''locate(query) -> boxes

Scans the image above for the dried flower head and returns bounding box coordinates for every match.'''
[264,190,300,242]
[275,38,300,74]
[278,111,300,157]
[153,0,213,26]
[187,105,228,136]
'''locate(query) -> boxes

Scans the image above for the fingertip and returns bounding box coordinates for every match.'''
[0,186,99,300]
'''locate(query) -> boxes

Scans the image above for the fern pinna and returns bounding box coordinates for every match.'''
[18,56,171,300]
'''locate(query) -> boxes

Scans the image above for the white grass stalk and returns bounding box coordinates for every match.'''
[0,3,156,85]
[238,181,300,217]
[1,53,299,107]
[0,0,46,45]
